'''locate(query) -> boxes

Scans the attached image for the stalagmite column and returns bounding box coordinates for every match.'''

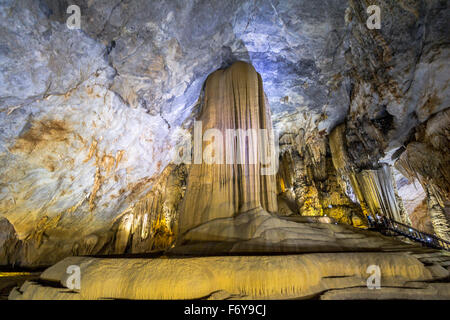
[178,62,278,237]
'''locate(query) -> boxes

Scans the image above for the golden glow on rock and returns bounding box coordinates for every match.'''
[12,253,448,300]
[110,164,186,253]
[178,61,278,240]
[0,272,32,277]
[279,177,286,193]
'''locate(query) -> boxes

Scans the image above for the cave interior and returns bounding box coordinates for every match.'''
[0,0,449,300]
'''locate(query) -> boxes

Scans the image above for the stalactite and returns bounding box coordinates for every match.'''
[395,108,450,239]
[111,164,187,253]
[329,124,364,205]
[276,127,365,227]
[425,186,450,242]
[329,124,371,220]
[353,165,406,222]
[329,124,410,225]
[276,149,302,216]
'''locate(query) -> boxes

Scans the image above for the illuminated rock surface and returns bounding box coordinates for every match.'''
[172,61,400,254]
[1,0,450,300]
[178,62,278,239]
[10,249,450,300]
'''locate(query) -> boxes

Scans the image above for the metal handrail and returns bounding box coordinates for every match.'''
[368,216,450,251]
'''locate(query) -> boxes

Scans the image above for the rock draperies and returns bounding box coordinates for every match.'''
[276,129,366,227]
[352,165,409,224]
[329,124,409,225]
[111,164,187,253]
[395,108,450,241]
[178,62,278,237]
[425,186,450,243]
[329,108,450,241]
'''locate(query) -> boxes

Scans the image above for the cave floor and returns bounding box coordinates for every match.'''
[7,218,450,300]
[8,246,450,300]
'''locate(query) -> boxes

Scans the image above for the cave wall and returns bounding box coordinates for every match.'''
[276,127,366,227]
[395,108,450,241]
[325,0,450,237]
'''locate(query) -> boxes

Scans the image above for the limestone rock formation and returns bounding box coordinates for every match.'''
[10,248,450,300]
[396,108,450,241]
[174,62,374,253]
[178,62,278,240]
[329,123,410,225]
[110,164,187,254]
[0,0,449,301]
[277,129,366,227]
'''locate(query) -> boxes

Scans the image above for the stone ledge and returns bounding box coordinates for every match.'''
[9,251,450,300]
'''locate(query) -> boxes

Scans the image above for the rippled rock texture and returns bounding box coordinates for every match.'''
[10,249,450,300]
[178,62,278,240]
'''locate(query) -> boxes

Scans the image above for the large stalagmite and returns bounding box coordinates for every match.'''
[177,62,278,242]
